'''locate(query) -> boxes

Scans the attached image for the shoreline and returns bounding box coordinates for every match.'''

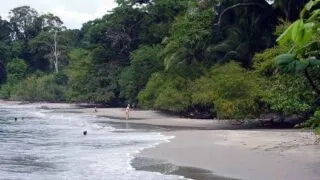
[131,157,238,180]
[2,102,320,180]
[79,107,320,180]
[72,107,280,130]
[130,132,239,180]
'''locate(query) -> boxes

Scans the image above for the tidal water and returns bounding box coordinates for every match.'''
[0,103,184,180]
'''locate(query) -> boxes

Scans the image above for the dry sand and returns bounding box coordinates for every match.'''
[14,103,320,179]
[139,130,320,180]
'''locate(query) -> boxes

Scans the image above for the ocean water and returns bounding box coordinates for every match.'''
[0,103,185,180]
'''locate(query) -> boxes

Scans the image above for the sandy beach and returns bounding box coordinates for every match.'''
[8,102,320,180]
[76,107,320,180]
[138,130,320,180]
[74,107,272,129]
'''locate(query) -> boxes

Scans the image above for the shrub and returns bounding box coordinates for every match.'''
[9,74,66,102]
[253,46,289,77]
[261,74,314,115]
[302,110,320,129]
[191,62,261,119]
[6,58,28,82]
[55,72,68,85]
[154,76,191,112]
[138,73,166,109]
[0,83,13,99]
[138,72,191,112]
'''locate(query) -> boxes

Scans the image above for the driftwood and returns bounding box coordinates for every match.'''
[228,113,306,128]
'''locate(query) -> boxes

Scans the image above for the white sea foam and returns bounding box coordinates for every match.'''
[0,103,189,180]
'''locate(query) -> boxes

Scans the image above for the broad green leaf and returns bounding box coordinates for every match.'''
[274,53,296,66]
[279,20,315,47]
[292,20,315,46]
[275,54,320,74]
[291,20,304,44]
[276,22,295,45]
[297,22,315,46]
[275,54,301,73]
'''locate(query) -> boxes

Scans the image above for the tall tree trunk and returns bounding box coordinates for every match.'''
[53,31,59,73]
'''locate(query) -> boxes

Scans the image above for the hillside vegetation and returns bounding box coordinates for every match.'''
[0,0,319,129]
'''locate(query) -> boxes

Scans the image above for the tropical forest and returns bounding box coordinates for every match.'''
[0,0,319,132]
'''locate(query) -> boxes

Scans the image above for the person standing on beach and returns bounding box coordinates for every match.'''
[125,104,130,120]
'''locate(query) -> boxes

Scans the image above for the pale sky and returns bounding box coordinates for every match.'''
[0,0,118,29]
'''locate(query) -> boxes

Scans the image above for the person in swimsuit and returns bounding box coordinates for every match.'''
[125,104,130,120]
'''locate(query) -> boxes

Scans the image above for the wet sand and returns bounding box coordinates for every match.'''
[10,103,320,180]
[132,157,238,180]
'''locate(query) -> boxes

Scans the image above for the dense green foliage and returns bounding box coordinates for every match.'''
[119,45,164,103]
[138,72,191,111]
[273,0,320,130]
[303,109,320,129]
[316,127,320,135]
[0,0,320,131]
[191,62,261,118]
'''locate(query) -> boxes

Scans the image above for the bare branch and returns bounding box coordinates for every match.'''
[52,31,59,73]
[215,2,268,26]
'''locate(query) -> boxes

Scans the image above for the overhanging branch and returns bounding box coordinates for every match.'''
[215,3,268,26]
